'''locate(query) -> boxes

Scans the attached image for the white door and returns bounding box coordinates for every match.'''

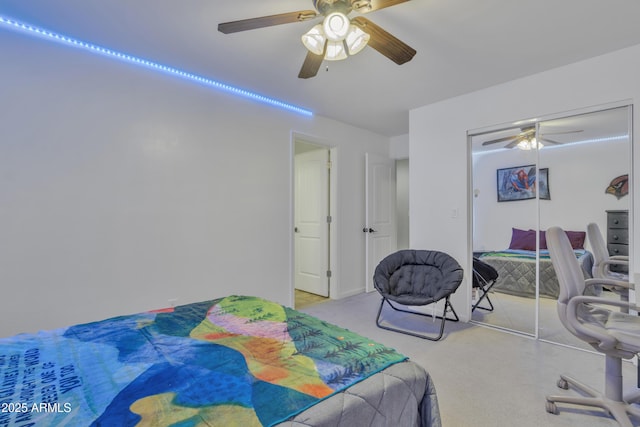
[295,148,330,297]
[365,153,397,292]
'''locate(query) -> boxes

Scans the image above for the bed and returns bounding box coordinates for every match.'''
[477,249,593,298]
[476,228,594,299]
[0,295,440,426]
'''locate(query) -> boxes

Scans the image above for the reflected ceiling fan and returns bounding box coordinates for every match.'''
[482,126,583,150]
[218,0,416,79]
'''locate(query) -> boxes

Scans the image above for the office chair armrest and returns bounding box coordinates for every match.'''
[567,295,634,351]
[602,258,629,267]
[597,259,629,278]
[584,277,633,291]
[610,255,629,261]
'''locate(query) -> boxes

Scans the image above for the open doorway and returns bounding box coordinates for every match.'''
[293,138,334,309]
[396,158,409,249]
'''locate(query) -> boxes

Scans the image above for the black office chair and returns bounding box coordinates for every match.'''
[472,257,499,312]
[373,249,464,341]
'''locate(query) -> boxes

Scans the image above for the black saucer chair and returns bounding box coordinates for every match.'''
[373,249,464,341]
[471,257,499,312]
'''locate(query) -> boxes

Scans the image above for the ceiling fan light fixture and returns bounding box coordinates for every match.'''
[517,138,544,150]
[323,12,350,41]
[325,40,348,61]
[345,24,369,55]
[301,24,326,56]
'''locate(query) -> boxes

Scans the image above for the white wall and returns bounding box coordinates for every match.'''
[0,30,390,337]
[389,134,409,159]
[473,139,629,251]
[410,44,640,321]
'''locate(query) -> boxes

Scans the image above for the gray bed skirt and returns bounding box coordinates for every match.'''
[276,360,440,427]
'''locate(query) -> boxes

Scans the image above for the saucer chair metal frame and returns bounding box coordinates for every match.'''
[471,257,499,312]
[373,250,464,341]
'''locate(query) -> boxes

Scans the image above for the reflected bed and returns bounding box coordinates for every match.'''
[478,249,593,298]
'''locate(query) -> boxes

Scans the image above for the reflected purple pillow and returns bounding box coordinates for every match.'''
[508,228,536,251]
[508,228,584,250]
[565,230,586,250]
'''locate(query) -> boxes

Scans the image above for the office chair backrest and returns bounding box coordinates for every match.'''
[546,227,590,340]
[587,222,610,271]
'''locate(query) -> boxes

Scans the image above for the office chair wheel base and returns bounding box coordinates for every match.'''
[546,401,558,414]
[557,378,569,390]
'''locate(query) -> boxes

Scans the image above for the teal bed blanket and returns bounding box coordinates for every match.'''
[0,295,407,426]
[478,248,587,261]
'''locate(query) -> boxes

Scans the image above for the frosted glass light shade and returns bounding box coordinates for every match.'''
[345,25,369,55]
[323,12,350,41]
[325,41,347,61]
[301,24,326,56]
[301,14,368,61]
[517,138,543,150]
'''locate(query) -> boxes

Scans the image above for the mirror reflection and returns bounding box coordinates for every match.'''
[538,106,631,350]
[471,125,539,336]
[470,105,631,349]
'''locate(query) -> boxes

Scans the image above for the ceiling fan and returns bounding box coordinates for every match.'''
[218,0,417,79]
[482,126,583,150]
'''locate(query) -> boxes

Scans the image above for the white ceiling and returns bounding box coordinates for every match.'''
[2,0,640,137]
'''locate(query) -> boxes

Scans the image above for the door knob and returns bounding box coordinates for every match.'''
[362,227,377,233]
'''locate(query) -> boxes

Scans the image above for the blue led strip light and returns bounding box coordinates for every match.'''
[0,15,313,117]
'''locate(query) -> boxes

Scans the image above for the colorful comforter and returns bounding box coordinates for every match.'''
[0,295,407,426]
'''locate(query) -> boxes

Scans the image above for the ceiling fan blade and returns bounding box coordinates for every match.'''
[298,43,327,79]
[218,10,318,34]
[351,17,416,64]
[482,136,517,146]
[504,140,521,149]
[541,129,583,136]
[540,138,563,145]
[352,0,411,13]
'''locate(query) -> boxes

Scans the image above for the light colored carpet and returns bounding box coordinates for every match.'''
[300,291,640,427]
[471,291,591,351]
[471,290,622,353]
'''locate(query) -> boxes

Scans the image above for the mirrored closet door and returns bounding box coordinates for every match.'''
[537,106,631,350]
[469,104,632,347]
[470,124,540,336]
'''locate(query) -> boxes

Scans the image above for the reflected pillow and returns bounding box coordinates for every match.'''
[536,230,547,250]
[565,230,586,250]
[525,229,584,250]
[508,228,536,251]
[509,227,585,250]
